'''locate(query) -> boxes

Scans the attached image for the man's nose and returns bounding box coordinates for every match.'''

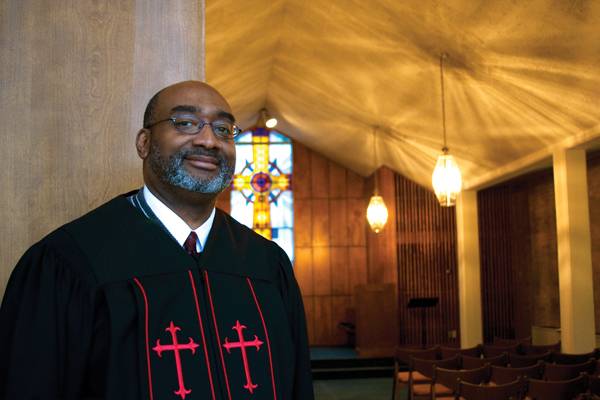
[191,123,218,147]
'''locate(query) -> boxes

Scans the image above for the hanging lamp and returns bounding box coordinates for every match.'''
[367,127,389,233]
[258,108,277,128]
[432,53,462,207]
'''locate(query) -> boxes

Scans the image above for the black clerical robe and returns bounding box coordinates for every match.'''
[0,193,314,400]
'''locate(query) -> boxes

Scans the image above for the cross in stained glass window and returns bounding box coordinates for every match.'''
[230,127,294,261]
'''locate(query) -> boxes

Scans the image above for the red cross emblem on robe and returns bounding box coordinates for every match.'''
[222,320,264,393]
[153,321,200,399]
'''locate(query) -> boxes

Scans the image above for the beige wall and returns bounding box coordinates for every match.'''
[0,0,205,296]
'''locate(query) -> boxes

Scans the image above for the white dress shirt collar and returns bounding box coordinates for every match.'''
[143,186,215,253]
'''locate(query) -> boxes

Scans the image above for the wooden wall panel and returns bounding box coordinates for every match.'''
[330,247,350,295]
[293,141,368,345]
[347,170,365,198]
[329,161,347,198]
[0,0,204,295]
[347,198,367,246]
[294,198,312,247]
[478,168,559,342]
[528,173,559,328]
[331,295,353,345]
[349,246,368,299]
[294,247,314,296]
[313,247,331,296]
[329,199,348,246]
[478,185,520,341]
[310,152,329,198]
[292,142,311,199]
[311,199,330,246]
[395,173,459,346]
[314,296,333,344]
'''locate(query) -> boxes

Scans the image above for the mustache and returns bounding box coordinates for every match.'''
[178,148,220,159]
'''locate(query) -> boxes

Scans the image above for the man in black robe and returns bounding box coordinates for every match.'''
[0,81,314,399]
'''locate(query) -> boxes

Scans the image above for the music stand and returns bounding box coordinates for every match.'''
[407,297,439,348]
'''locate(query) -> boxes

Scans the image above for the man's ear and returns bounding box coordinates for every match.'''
[135,129,151,159]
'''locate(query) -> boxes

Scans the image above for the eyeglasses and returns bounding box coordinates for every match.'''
[144,115,242,139]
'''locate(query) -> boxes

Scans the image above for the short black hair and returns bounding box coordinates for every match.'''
[143,88,164,128]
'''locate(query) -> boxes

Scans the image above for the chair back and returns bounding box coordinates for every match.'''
[544,358,595,381]
[493,336,531,346]
[491,361,544,385]
[458,377,527,400]
[440,344,482,359]
[528,374,589,400]
[590,374,600,396]
[462,353,508,369]
[434,364,490,393]
[410,354,460,378]
[396,346,439,365]
[483,343,521,357]
[552,351,597,365]
[509,351,552,367]
[521,341,561,355]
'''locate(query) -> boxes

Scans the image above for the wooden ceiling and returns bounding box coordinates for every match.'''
[206,0,600,190]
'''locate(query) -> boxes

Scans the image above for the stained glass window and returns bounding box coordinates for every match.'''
[230,127,294,261]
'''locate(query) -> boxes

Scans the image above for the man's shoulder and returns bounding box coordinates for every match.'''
[26,192,139,283]
[62,190,138,235]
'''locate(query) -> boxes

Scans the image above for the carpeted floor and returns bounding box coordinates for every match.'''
[313,378,406,400]
[311,347,405,399]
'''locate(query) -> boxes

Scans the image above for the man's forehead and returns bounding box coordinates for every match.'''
[169,105,235,122]
[156,82,232,114]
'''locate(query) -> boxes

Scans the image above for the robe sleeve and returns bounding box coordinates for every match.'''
[276,246,315,400]
[0,238,106,400]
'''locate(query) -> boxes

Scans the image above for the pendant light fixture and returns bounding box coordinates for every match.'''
[258,108,278,128]
[367,126,389,233]
[432,53,462,207]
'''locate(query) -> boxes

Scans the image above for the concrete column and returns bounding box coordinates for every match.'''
[455,190,484,347]
[553,149,595,353]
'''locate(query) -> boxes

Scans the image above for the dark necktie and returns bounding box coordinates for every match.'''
[183,231,200,257]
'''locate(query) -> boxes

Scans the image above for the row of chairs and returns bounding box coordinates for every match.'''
[451,373,596,400]
[393,344,600,400]
[396,343,598,366]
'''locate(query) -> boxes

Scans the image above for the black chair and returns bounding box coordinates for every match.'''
[493,336,531,347]
[521,341,561,355]
[509,351,552,367]
[552,351,597,365]
[483,343,521,358]
[544,358,596,381]
[458,377,527,400]
[431,364,490,399]
[409,355,460,399]
[490,361,544,384]
[462,353,508,369]
[589,374,600,396]
[440,344,482,359]
[393,346,441,400]
[528,373,589,400]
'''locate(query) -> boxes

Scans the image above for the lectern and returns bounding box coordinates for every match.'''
[407,297,439,348]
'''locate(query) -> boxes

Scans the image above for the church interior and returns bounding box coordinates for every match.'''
[2,1,600,399]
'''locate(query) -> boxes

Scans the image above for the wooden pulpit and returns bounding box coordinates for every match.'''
[355,283,398,358]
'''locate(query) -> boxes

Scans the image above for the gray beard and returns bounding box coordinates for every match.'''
[148,143,234,194]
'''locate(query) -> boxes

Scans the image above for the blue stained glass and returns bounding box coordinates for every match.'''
[230,127,295,262]
[271,191,293,228]
[269,143,292,175]
[230,191,254,228]
[269,131,291,143]
[273,228,294,261]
